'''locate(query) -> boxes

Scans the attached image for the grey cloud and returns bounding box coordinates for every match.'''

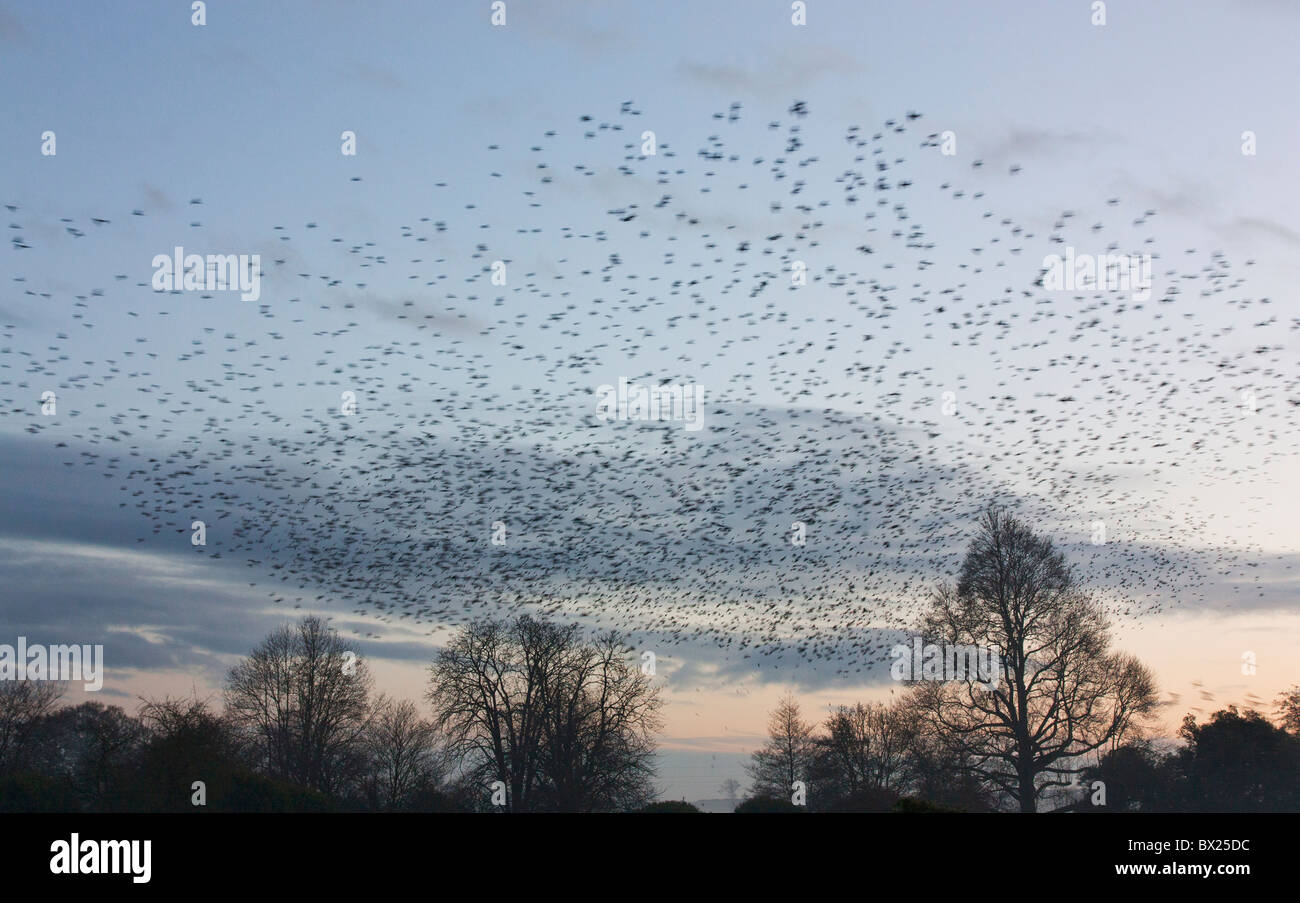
[679,44,865,98]
[1223,217,1300,247]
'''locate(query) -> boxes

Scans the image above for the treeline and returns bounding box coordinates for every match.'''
[1086,705,1300,812]
[0,614,661,813]
[740,694,994,812]
[736,690,1300,812]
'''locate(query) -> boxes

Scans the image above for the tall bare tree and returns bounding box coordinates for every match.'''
[225,615,373,795]
[534,630,661,811]
[428,616,561,811]
[428,615,661,812]
[912,507,1158,811]
[747,693,816,799]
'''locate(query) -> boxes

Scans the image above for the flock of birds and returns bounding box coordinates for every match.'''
[4,100,1296,678]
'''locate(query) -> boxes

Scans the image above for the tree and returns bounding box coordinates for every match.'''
[0,680,63,773]
[428,616,565,812]
[911,507,1159,812]
[428,615,662,812]
[1176,706,1300,811]
[896,696,998,812]
[819,701,910,794]
[746,693,816,800]
[133,694,258,812]
[225,615,374,795]
[1276,685,1300,735]
[1082,741,1180,812]
[362,696,447,811]
[533,629,661,811]
[720,777,741,807]
[39,701,144,810]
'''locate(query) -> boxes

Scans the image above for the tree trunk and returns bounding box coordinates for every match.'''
[1018,762,1036,812]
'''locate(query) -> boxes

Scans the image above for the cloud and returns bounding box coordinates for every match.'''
[526,0,628,58]
[977,126,1122,171]
[0,535,270,680]
[1224,217,1300,248]
[679,44,864,99]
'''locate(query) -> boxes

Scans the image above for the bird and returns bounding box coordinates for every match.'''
[1,100,1291,683]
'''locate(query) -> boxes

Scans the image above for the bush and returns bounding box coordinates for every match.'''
[820,787,901,812]
[0,772,81,812]
[735,795,801,813]
[637,800,701,813]
[223,771,337,812]
[893,797,964,813]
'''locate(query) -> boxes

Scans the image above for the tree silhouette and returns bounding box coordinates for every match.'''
[746,693,815,801]
[818,701,910,795]
[1176,706,1300,811]
[533,629,661,811]
[0,680,62,773]
[428,615,661,812]
[41,702,143,809]
[134,695,245,811]
[911,507,1159,812]
[361,696,447,811]
[1276,685,1300,735]
[225,615,373,795]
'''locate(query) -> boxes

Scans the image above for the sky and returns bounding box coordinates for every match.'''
[2,0,1299,802]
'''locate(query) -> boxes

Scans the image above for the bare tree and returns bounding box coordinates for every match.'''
[225,615,373,795]
[895,692,999,811]
[821,700,910,794]
[428,616,561,811]
[534,630,662,811]
[428,615,662,812]
[363,696,446,810]
[746,693,816,799]
[912,507,1159,812]
[720,777,741,806]
[0,680,63,773]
